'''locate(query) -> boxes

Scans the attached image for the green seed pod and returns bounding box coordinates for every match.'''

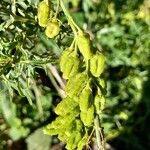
[65,134,76,150]
[75,119,83,131]
[37,1,50,27]
[79,83,93,112]
[97,78,106,89]
[60,48,72,73]
[80,105,94,127]
[59,107,80,127]
[74,132,82,148]
[43,127,58,135]
[94,92,105,114]
[45,18,60,38]
[90,52,106,77]
[58,119,75,142]
[71,120,83,149]
[54,97,78,116]
[77,133,88,150]
[66,72,88,97]
[62,52,81,79]
[44,116,63,135]
[77,31,93,60]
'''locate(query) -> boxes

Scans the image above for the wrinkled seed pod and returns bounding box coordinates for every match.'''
[37,1,50,27]
[77,133,88,150]
[65,134,76,150]
[74,132,82,148]
[54,97,78,116]
[90,52,106,77]
[43,127,58,135]
[62,53,80,79]
[79,83,93,112]
[97,78,106,89]
[66,72,88,97]
[80,105,94,127]
[75,119,83,131]
[77,31,93,60]
[94,91,105,114]
[45,19,60,38]
[60,49,72,72]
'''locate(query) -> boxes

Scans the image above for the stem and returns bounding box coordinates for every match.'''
[85,59,89,73]
[94,115,102,150]
[60,0,82,35]
[47,64,65,90]
[47,66,66,98]
[54,0,60,18]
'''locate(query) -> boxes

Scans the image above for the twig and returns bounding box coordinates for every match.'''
[94,115,105,150]
[47,64,65,90]
[47,66,66,98]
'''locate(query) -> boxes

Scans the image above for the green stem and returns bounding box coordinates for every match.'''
[60,0,82,35]
[85,59,89,73]
[94,115,102,150]
[54,0,60,18]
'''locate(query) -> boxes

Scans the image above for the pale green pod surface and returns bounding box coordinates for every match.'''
[58,132,66,142]
[73,120,83,148]
[75,119,83,131]
[90,53,106,77]
[94,93,105,114]
[45,19,60,38]
[75,132,82,146]
[59,107,80,128]
[80,105,94,127]
[37,1,49,27]
[79,83,93,112]
[65,134,76,150]
[43,127,58,135]
[94,93,102,114]
[62,53,80,79]
[60,49,72,72]
[80,112,87,125]
[77,133,88,150]
[43,116,64,136]
[100,96,105,111]
[54,97,78,116]
[97,78,106,89]
[66,72,88,97]
[77,32,93,60]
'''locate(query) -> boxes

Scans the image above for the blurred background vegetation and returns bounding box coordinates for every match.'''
[0,0,150,150]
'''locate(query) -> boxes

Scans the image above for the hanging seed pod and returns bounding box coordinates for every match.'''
[43,127,58,135]
[96,78,106,89]
[54,96,78,116]
[37,1,50,27]
[61,52,81,79]
[90,52,106,77]
[66,72,88,98]
[60,48,72,72]
[77,132,88,150]
[79,82,93,112]
[80,105,94,127]
[77,31,93,60]
[68,120,83,150]
[45,18,60,38]
[66,135,76,150]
